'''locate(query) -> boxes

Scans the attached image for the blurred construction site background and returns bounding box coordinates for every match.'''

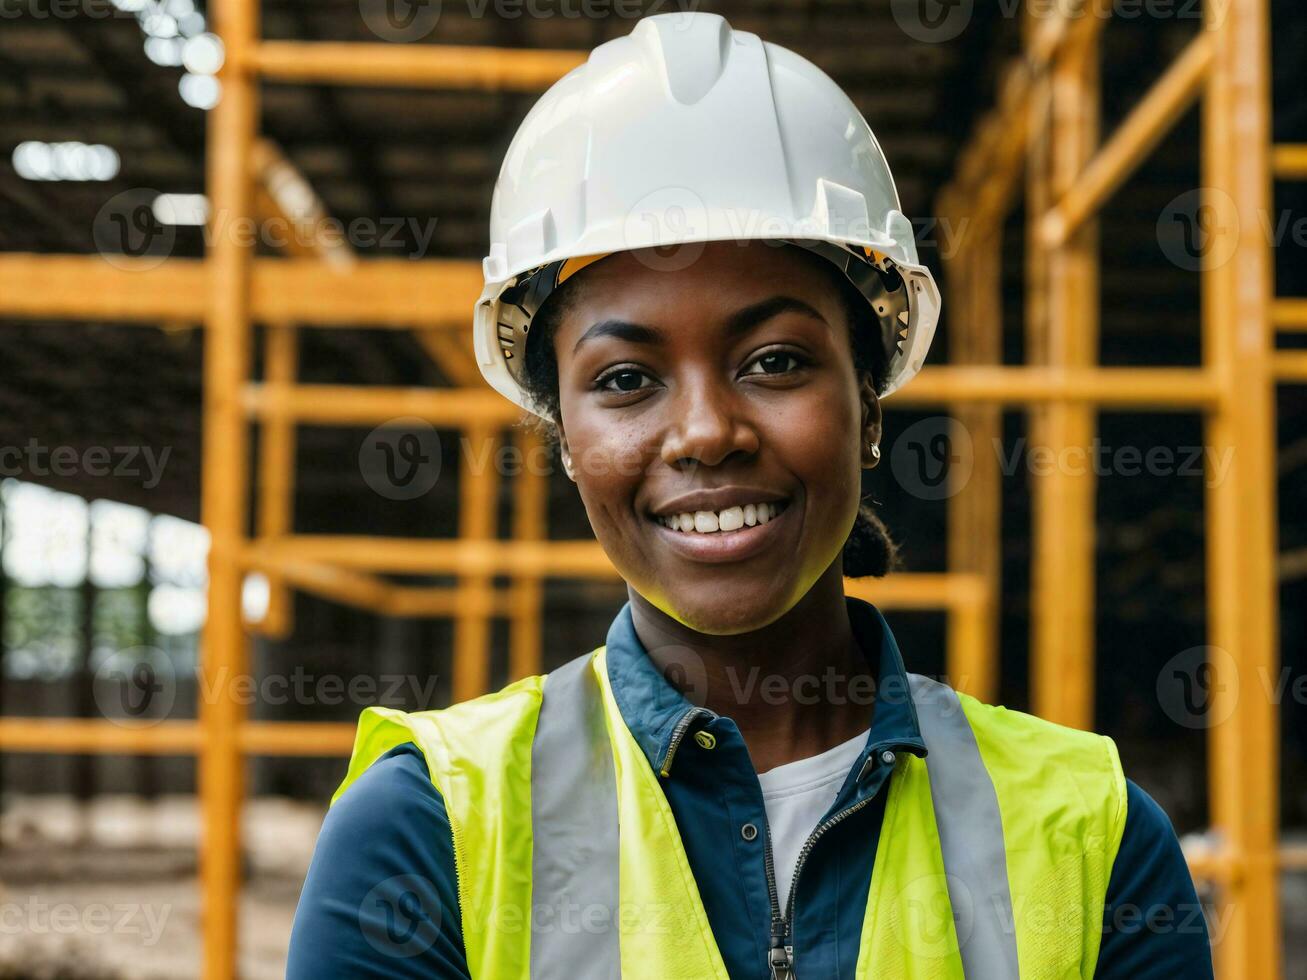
[0,0,1304,977]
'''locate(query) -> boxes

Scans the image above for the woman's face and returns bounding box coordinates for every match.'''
[552,240,880,634]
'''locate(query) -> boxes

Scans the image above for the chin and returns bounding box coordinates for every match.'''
[643,579,802,636]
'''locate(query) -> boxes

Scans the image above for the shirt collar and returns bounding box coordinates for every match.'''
[602,595,927,778]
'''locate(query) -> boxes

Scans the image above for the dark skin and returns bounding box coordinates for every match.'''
[551,240,884,773]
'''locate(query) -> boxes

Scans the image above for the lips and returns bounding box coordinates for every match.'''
[647,494,794,564]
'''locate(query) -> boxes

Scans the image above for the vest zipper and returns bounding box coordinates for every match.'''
[763,825,795,979]
[763,750,900,979]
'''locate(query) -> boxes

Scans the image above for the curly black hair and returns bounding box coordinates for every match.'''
[518,246,901,578]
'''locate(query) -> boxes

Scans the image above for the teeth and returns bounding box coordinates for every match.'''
[657,501,786,534]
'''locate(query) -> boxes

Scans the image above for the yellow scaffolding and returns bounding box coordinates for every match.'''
[938,1,1284,976]
[0,1,1290,976]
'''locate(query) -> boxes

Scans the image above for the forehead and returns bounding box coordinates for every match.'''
[557,240,841,326]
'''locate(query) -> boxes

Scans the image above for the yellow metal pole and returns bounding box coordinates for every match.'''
[947,588,994,704]
[943,221,1002,704]
[1024,16,1060,723]
[1031,29,1101,730]
[200,0,258,975]
[1203,0,1281,974]
[254,325,298,638]
[453,425,502,701]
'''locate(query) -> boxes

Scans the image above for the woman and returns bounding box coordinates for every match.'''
[289,12,1212,979]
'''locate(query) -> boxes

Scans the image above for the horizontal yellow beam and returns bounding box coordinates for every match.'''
[844,572,987,611]
[247,538,986,608]
[1272,144,1307,180]
[243,369,1221,427]
[0,720,357,757]
[247,536,618,578]
[891,366,1221,409]
[1184,843,1307,884]
[261,558,522,618]
[0,719,203,754]
[243,383,523,426]
[1042,32,1213,248]
[385,585,516,618]
[238,721,357,756]
[254,41,584,91]
[257,558,395,613]
[0,254,481,327]
[1274,352,1307,382]
[1275,298,1307,332]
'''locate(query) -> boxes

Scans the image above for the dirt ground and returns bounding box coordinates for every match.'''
[0,796,319,979]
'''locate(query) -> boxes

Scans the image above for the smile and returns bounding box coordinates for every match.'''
[654,500,790,534]
[647,499,794,564]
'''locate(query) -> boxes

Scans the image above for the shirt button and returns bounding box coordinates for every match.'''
[881,750,897,767]
[740,822,759,841]
[694,730,717,750]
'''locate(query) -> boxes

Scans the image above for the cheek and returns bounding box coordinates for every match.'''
[767,392,863,506]
[561,411,656,528]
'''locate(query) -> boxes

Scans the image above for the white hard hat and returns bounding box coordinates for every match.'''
[474,10,940,417]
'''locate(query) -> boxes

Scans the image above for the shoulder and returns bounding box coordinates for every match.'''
[1096,780,1213,979]
[955,695,1127,820]
[327,741,452,842]
[287,744,470,979]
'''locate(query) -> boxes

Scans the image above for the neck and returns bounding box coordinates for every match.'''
[628,561,875,773]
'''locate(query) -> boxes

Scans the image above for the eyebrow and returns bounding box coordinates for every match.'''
[571,295,829,354]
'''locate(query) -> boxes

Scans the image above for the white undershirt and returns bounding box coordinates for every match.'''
[756,728,870,912]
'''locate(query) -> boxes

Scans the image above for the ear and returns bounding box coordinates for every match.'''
[858,373,882,469]
[555,421,577,482]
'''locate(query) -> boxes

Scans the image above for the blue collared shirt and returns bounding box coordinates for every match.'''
[288,597,1213,978]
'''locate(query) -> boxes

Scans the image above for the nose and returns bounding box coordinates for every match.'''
[659,373,760,469]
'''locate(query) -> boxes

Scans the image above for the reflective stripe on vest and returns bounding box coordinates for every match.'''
[528,655,1020,978]
[906,673,1021,978]
[530,653,620,979]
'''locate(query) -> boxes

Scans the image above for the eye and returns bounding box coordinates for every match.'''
[596,367,655,393]
[741,349,806,376]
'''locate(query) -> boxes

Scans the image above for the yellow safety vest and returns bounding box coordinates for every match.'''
[334,646,1126,979]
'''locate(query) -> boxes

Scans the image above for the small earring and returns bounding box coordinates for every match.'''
[868,442,881,466]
